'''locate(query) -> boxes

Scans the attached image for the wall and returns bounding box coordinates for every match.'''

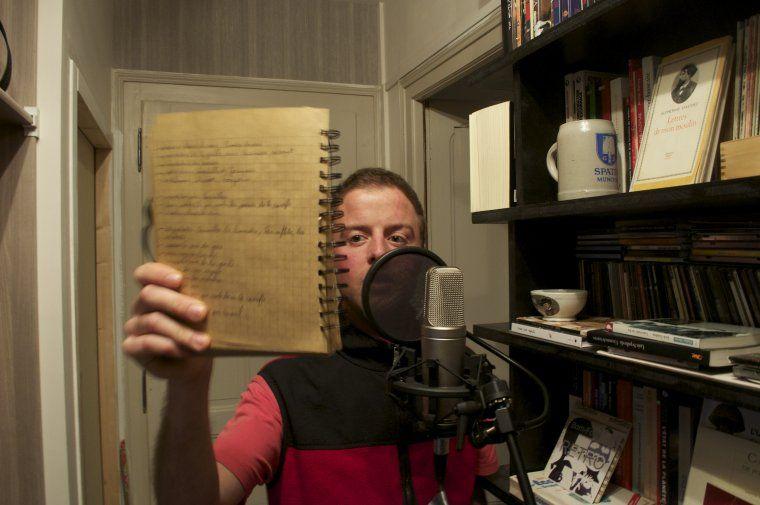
[381,0,499,87]
[114,0,380,85]
[0,1,44,504]
[65,0,113,127]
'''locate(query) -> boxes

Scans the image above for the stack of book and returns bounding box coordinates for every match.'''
[617,219,690,263]
[507,0,601,50]
[575,231,623,260]
[732,12,760,140]
[588,319,760,370]
[689,219,760,266]
[510,316,609,348]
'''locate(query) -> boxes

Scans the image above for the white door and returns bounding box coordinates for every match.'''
[424,105,510,481]
[120,78,382,505]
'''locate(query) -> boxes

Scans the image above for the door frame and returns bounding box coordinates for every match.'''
[67,59,118,504]
[111,69,384,503]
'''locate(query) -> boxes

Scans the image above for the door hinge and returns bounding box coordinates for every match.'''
[137,127,143,173]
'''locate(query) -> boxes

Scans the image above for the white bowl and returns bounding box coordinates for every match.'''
[530,289,588,321]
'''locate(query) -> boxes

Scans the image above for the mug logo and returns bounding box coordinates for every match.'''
[596,133,616,166]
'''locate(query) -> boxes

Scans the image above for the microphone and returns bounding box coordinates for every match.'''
[421,267,466,505]
[421,266,467,419]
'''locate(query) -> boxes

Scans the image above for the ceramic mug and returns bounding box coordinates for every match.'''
[546,119,620,201]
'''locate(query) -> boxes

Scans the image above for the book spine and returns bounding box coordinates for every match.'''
[601,77,612,121]
[614,379,634,490]
[510,322,588,347]
[627,59,641,171]
[658,390,668,505]
[560,0,570,21]
[585,330,710,366]
[633,64,645,155]
[632,385,645,494]
[565,73,576,121]
[552,0,561,26]
[529,0,537,39]
[641,55,661,121]
[733,20,744,139]
[575,72,586,120]
[676,404,694,504]
[570,0,581,15]
[643,386,658,502]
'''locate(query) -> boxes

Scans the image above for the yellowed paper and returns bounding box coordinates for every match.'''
[149,107,341,354]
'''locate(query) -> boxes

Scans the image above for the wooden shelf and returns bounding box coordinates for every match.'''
[472,177,760,223]
[0,88,33,126]
[473,323,760,411]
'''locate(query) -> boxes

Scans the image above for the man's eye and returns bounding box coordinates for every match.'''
[389,235,408,244]
[348,234,365,244]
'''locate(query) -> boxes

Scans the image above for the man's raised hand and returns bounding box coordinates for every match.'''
[123,262,213,382]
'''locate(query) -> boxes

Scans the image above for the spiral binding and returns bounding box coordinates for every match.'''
[319,129,348,336]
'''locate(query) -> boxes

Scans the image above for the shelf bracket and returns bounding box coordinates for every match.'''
[23,106,39,139]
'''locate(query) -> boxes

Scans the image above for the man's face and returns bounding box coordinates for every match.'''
[335,186,423,321]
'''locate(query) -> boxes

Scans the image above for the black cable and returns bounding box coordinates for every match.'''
[506,431,536,505]
[467,332,549,431]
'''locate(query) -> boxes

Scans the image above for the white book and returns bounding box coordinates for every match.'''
[630,37,733,191]
[468,102,511,212]
[608,319,760,350]
[684,426,760,504]
[609,77,629,192]
[510,322,595,348]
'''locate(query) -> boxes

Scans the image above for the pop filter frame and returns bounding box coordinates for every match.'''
[361,246,445,344]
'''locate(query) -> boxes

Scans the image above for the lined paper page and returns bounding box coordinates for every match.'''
[149,107,338,354]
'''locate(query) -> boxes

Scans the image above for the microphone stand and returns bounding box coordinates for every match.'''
[388,342,542,505]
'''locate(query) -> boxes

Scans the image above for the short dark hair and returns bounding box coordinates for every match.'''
[338,167,427,245]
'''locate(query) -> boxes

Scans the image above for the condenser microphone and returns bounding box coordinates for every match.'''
[421,266,467,421]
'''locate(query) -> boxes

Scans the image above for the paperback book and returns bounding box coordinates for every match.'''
[545,404,631,503]
[509,471,653,505]
[586,329,760,368]
[606,319,760,350]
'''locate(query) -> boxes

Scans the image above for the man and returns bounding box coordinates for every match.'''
[123,168,498,504]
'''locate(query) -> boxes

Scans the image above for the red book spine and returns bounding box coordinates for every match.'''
[627,59,641,172]
[614,379,634,490]
[582,370,592,407]
[634,64,645,151]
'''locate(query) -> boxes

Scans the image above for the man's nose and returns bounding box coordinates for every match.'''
[368,238,391,263]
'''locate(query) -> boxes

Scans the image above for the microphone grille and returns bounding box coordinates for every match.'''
[423,267,465,327]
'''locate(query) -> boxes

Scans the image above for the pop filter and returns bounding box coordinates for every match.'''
[361,246,445,344]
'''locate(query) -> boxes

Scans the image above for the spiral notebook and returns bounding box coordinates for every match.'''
[148,107,344,354]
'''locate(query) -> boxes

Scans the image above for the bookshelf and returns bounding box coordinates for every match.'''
[457,0,760,494]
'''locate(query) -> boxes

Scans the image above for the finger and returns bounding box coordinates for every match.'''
[134,284,208,323]
[134,262,184,289]
[122,334,190,363]
[124,312,210,352]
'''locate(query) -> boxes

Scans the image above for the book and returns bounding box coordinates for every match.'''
[607,319,760,350]
[640,55,661,121]
[149,107,342,354]
[683,425,760,504]
[511,321,596,348]
[545,404,632,503]
[469,102,511,212]
[516,316,611,335]
[630,37,733,191]
[587,329,760,368]
[609,77,629,192]
[700,398,760,444]
[509,471,654,505]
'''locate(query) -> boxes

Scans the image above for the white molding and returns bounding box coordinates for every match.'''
[37,1,77,503]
